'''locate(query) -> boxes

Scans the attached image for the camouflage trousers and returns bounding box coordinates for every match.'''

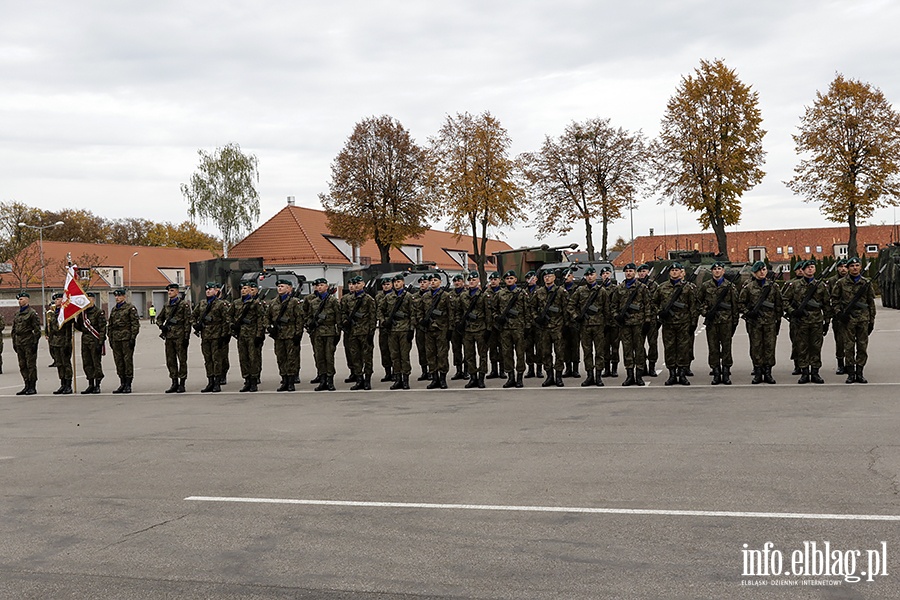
[346,333,374,376]
[499,328,526,374]
[14,342,38,382]
[643,324,659,363]
[236,336,263,379]
[832,319,847,361]
[379,329,391,371]
[619,323,646,369]
[563,324,580,363]
[416,326,428,371]
[273,338,298,377]
[218,339,230,378]
[451,329,464,370]
[524,327,538,366]
[705,321,734,368]
[424,329,450,374]
[538,326,565,372]
[488,329,503,371]
[661,322,692,369]
[842,320,869,367]
[605,324,621,364]
[201,337,226,378]
[312,333,338,377]
[164,337,189,379]
[579,324,606,372]
[110,339,135,379]
[793,321,824,369]
[388,331,413,375]
[463,331,489,375]
[51,343,73,380]
[746,321,778,367]
[81,342,104,380]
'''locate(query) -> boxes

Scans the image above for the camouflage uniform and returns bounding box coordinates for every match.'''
[738,276,784,383]
[414,282,431,380]
[47,303,75,392]
[492,281,530,388]
[268,291,305,391]
[376,286,394,381]
[600,277,620,376]
[420,283,453,389]
[12,298,42,394]
[231,290,268,391]
[696,274,740,384]
[531,282,569,385]
[831,269,876,382]
[157,289,191,392]
[192,294,231,392]
[305,286,342,389]
[562,278,581,377]
[340,285,377,390]
[379,286,417,389]
[637,272,660,375]
[783,272,831,381]
[216,295,233,385]
[108,293,141,393]
[458,282,492,388]
[74,302,107,392]
[827,266,849,373]
[524,280,541,378]
[609,277,652,384]
[485,279,506,378]
[567,278,608,387]
[449,283,468,380]
[652,275,698,384]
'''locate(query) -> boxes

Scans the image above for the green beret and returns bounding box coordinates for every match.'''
[16,292,30,299]
[503,270,517,278]
[452,274,464,282]
[240,280,258,288]
[392,274,405,282]
[794,261,805,271]
[583,267,596,275]
[638,264,651,271]
[313,278,328,285]
[836,258,848,266]
[669,262,684,271]
[165,283,180,290]
[750,260,766,273]
[488,271,501,279]
[542,270,556,277]
[711,261,725,269]
[429,273,441,281]
[52,292,63,300]
[846,257,861,266]
[350,276,364,284]
[381,277,393,285]
[525,271,536,279]
[623,263,637,271]
[600,266,612,274]
[113,288,126,296]
[205,282,219,289]
[86,292,97,298]
[275,279,293,286]
[467,271,480,280]
[417,275,429,283]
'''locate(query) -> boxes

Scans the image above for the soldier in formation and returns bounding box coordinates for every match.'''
[380,274,417,390]
[696,261,739,385]
[193,282,231,393]
[158,283,191,393]
[342,275,377,390]
[652,263,698,386]
[306,277,341,391]
[568,266,607,387]
[420,273,452,390]
[532,269,569,387]
[108,288,141,394]
[830,257,876,383]
[46,292,75,394]
[74,292,106,394]
[458,271,492,389]
[610,263,652,387]
[268,279,305,392]
[492,270,529,388]
[232,280,267,392]
[738,261,783,384]
[784,260,830,384]
[12,292,42,395]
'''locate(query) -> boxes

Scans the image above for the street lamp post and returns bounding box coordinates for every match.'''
[18,220,64,329]
[128,251,138,294]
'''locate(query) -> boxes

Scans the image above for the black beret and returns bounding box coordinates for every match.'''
[165,283,180,290]
[16,292,30,298]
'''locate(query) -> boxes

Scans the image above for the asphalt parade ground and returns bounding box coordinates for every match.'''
[2,309,900,599]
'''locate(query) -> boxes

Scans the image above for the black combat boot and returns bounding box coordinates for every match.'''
[465,374,478,389]
[647,361,657,377]
[326,375,336,391]
[541,371,555,387]
[536,365,544,378]
[635,368,646,387]
[677,367,691,386]
[417,368,430,381]
[381,368,394,382]
[439,372,448,390]
[16,378,29,395]
[276,376,290,392]
[562,362,574,378]
[165,378,179,393]
[855,367,868,384]
[210,376,221,392]
[581,370,596,387]
[390,374,403,390]
[352,374,367,390]
[502,373,516,388]
[220,372,228,386]
[610,362,619,377]
[363,374,373,390]
[601,362,611,377]
[81,379,95,394]
[622,368,636,387]
[751,367,763,384]
[286,376,295,391]
[293,374,301,384]
[835,358,845,375]
[721,366,732,385]
[844,365,855,384]
[177,378,186,393]
[59,378,73,395]
[54,379,67,394]
[315,374,328,391]
[798,367,810,384]
[683,364,694,377]
[555,370,564,387]
[345,373,358,384]
[763,366,776,385]
[240,378,252,392]
[711,367,722,385]
[202,377,216,392]
[401,374,410,390]
[477,373,486,389]
[810,368,824,384]
[451,366,466,381]
[525,364,535,379]
[310,374,322,385]
[792,361,801,376]
[122,377,132,394]
[664,369,678,386]
[572,362,580,378]
[426,372,441,389]
[92,377,102,393]
[486,363,500,380]
[113,377,127,394]
[25,380,37,395]
[248,376,258,392]
[515,372,524,388]
[595,369,604,387]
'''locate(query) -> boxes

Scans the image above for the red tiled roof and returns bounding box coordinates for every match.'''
[613,225,900,267]
[1,241,217,289]
[229,204,513,271]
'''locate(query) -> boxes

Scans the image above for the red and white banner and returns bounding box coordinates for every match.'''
[59,265,91,326]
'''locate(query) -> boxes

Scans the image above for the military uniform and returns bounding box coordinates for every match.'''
[74,298,107,393]
[213,285,233,386]
[652,265,698,385]
[108,290,141,393]
[12,293,42,395]
[268,283,306,391]
[783,262,831,383]
[599,273,619,377]
[232,284,268,392]
[376,281,394,381]
[157,284,192,393]
[492,272,530,388]
[306,280,342,391]
[637,266,660,376]
[561,274,581,378]
[46,294,75,394]
[485,274,506,379]
[696,266,740,385]
[532,276,569,386]
[738,263,784,384]
[458,273,492,388]
[414,278,432,381]
[523,274,542,378]
[341,277,378,390]
[449,278,468,380]
[567,269,608,387]
[827,261,849,373]
[420,276,453,389]
[192,284,232,392]
[609,268,652,386]
[830,259,876,383]
[379,279,417,389]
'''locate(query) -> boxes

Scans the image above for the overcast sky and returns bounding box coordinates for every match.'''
[2,0,899,253]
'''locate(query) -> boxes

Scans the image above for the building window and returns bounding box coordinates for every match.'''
[787,246,794,255]
[866,244,879,253]
[112,269,121,286]
[816,245,822,253]
[834,244,848,258]
[776,247,782,255]
[78,268,91,279]
[749,247,766,262]
[804,246,810,254]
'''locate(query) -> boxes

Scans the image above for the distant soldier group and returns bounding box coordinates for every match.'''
[7,256,878,393]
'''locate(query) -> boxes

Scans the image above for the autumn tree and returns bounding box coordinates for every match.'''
[320,115,432,265]
[430,111,525,279]
[787,74,900,258]
[521,119,648,260]
[107,218,156,245]
[181,142,260,257]
[0,201,42,261]
[41,208,108,243]
[145,221,221,254]
[653,59,766,260]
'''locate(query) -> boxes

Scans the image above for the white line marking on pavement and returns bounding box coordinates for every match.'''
[184,496,900,521]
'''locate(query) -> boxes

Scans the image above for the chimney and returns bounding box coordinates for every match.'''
[287,196,295,206]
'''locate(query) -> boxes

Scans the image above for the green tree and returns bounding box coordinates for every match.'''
[320,115,432,265]
[181,142,260,257]
[521,119,648,260]
[430,111,525,279]
[787,74,900,258]
[653,59,766,261]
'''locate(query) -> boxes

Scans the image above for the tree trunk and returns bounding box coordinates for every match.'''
[584,217,595,261]
[711,218,729,261]
[376,241,391,265]
[848,209,858,259]
[470,215,480,277]
[479,218,489,281]
[222,239,229,259]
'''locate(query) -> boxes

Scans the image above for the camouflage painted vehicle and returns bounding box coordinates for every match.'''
[877,243,900,309]
[492,244,580,279]
[241,270,312,301]
[357,263,451,296]
[644,251,741,289]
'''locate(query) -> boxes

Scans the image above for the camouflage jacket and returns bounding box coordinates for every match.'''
[74,305,107,347]
[738,279,783,326]
[231,295,268,341]
[157,296,192,341]
[108,300,141,342]
[783,277,831,324]
[831,274,876,325]
[379,290,417,333]
[567,282,608,327]
[455,288,492,334]
[609,280,652,326]
[652,279,699,326]
[192,297,231,340]
[46,308,75,348]
[531,284,569,330]
[696,278,740,326]
[305,291,341,337]
[418,288,453,333]
[340,291,377,337]
[12,306,42,347]
[267,294,305,340]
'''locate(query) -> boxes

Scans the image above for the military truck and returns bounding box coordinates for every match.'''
[354,262,452,296]
[877,243,900,309]
[189,257,265,303]
[492,243,580,278]
[242,269,312,301]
